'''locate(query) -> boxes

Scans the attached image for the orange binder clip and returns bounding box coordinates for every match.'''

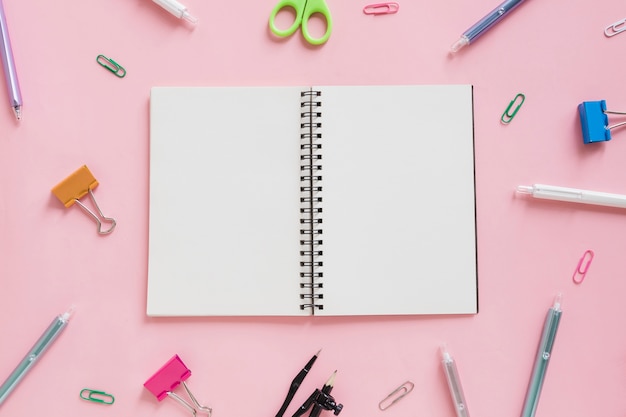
[51,165,116,235]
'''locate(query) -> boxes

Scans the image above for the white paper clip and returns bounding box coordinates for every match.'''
[605,17,626,37]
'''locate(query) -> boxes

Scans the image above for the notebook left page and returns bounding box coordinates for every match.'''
[148,87,304,316]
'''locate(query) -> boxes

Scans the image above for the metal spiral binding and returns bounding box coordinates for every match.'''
[299,89,323,313]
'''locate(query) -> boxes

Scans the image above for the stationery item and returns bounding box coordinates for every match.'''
[144,355,212,417]
[363,3,399,15]
[378,381,413,411]
[0,0,22,120]
[450,0,528,52]
[269,0,332,45]
[148,85,478,317]
[276,350,321,417]
[440,345,470,417]
[152,0,197,24]
[51,165,117,235]
[0,307,74,406]
[605,17,626,37]
[516,184,626,209]
[79,389,115,405]
[501,93,525,124]
[572,250,594,284]
[577,100,626,143]
[96,55,126,78]
[293,371,342,417]
[520,294,562,417]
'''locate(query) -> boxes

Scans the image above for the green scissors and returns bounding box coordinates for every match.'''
[269,0,333,46]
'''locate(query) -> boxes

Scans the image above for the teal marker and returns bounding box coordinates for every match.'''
[0,307,74,406]
[520,295,562,417]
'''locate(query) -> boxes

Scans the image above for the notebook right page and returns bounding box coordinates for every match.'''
[318,85,477,316]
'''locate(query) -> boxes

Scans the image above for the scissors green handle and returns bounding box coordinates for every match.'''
[269,0,332,45]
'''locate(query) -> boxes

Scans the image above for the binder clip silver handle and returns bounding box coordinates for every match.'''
[167,381,212,417]
[73,188,117,235]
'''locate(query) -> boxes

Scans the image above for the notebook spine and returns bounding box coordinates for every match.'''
[299,88,323,313]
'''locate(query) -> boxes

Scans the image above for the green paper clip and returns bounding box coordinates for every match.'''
[80,388,115,405]
[96,54,126,78]
[501,93,525,124]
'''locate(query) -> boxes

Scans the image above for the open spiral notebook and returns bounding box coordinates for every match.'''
[147,85,478,316]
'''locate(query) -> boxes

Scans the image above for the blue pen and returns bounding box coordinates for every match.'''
[450,0,528,52]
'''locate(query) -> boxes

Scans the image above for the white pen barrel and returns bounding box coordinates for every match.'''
[530,185,626,209]
[444,363,470,417]
[441,354,470,417]
[152,0,186,18]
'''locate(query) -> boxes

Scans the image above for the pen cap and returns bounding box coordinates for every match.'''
[578,101,610,144]
[450,36,469,53]
[153,0,184,16]
[61,305,76,321]
[152,0,197,23]
[144,355,192,401]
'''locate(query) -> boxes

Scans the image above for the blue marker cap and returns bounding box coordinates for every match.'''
[578,100,610,144]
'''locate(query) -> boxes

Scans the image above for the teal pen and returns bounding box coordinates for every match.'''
[0,306,74,406]
[520,295,562,417]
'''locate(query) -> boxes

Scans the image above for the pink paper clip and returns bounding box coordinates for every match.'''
[572,250,594,284]
[144,355,212,416]
[363,2,399,15]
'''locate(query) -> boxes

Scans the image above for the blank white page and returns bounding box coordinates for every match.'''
[317,85,477,316]
[148,87,304,316]
[148,85,477,317]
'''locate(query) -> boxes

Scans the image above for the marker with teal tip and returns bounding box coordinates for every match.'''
[0,306,75,406]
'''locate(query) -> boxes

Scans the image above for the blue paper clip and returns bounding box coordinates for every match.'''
[578,100,626,144]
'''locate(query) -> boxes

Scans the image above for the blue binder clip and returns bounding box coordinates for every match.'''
[578,100,626,144]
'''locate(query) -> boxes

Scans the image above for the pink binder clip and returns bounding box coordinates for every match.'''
[144,355,212,416]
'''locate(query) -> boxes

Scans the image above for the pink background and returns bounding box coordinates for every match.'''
[1,0,625,416]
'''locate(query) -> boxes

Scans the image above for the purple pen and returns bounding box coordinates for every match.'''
[0,0,22,120]
[450,0,527,53]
